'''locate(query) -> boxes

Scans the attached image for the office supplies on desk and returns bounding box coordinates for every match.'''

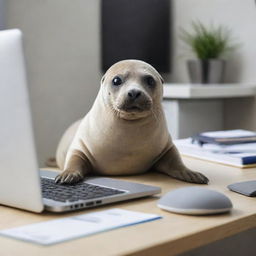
[198,141,256,154]
[193,129,256,145]
[174,138,256,168]
[0,208,161,245]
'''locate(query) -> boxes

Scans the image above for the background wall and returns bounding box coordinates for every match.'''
[6,0,101,166]
[172,0,256,131]
[0,0,5,29]
[172,0,256,83]
[5,0,256,166]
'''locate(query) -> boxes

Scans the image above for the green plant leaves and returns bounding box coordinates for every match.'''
[180,21,237,60]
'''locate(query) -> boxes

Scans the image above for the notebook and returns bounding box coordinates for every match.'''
[193,130,256,145]
[175,138,256,168]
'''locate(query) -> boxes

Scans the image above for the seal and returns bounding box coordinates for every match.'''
[55,60,208,185]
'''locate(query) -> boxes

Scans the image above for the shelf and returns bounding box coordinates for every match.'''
[163,83,256,99]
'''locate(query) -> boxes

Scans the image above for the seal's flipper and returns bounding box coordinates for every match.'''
[153,145,209,184]
[55,150,92,184]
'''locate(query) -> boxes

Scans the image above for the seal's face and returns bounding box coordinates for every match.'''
[101,60,164,120]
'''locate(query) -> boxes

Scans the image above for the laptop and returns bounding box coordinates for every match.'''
[0,29,161,213]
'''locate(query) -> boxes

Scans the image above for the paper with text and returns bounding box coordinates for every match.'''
[0,208,161,245]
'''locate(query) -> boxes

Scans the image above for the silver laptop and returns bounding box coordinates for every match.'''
[0,29,161,213]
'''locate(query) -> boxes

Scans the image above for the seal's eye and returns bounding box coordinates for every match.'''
[112,76,122,86]
[145,75,155,87]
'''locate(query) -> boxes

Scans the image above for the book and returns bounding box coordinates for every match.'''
[174,138,256,168]
[193,129,256,145]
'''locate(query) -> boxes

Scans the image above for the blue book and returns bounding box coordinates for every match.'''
[242,155,256,165]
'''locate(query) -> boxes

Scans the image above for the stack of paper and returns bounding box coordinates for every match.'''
[193,129,256,145]
[175,130,256,168]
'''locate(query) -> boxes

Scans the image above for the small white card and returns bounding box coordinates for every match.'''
[0,208,161,245]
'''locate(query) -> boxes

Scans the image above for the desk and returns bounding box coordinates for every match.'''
[1,157,256,256]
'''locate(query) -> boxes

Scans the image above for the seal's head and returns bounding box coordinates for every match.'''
[101,59,164,120]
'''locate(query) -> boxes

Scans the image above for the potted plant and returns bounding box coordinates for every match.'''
[180,21,236,84]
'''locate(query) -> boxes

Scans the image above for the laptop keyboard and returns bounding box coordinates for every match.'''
[41,177,126,203]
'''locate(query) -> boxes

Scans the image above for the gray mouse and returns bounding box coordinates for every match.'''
[157,187,233,215]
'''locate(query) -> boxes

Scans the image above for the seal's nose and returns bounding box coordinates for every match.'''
[127,89,141,100]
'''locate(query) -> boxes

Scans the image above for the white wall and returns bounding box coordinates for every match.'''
[6,0,101,166]
[5,0,256,165]
[172,0,256,83]
[172,0,256,130]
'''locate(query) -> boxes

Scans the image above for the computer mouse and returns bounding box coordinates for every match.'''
[157,187,233,215]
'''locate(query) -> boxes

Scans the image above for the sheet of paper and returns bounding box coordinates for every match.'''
[0,208,161,245]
